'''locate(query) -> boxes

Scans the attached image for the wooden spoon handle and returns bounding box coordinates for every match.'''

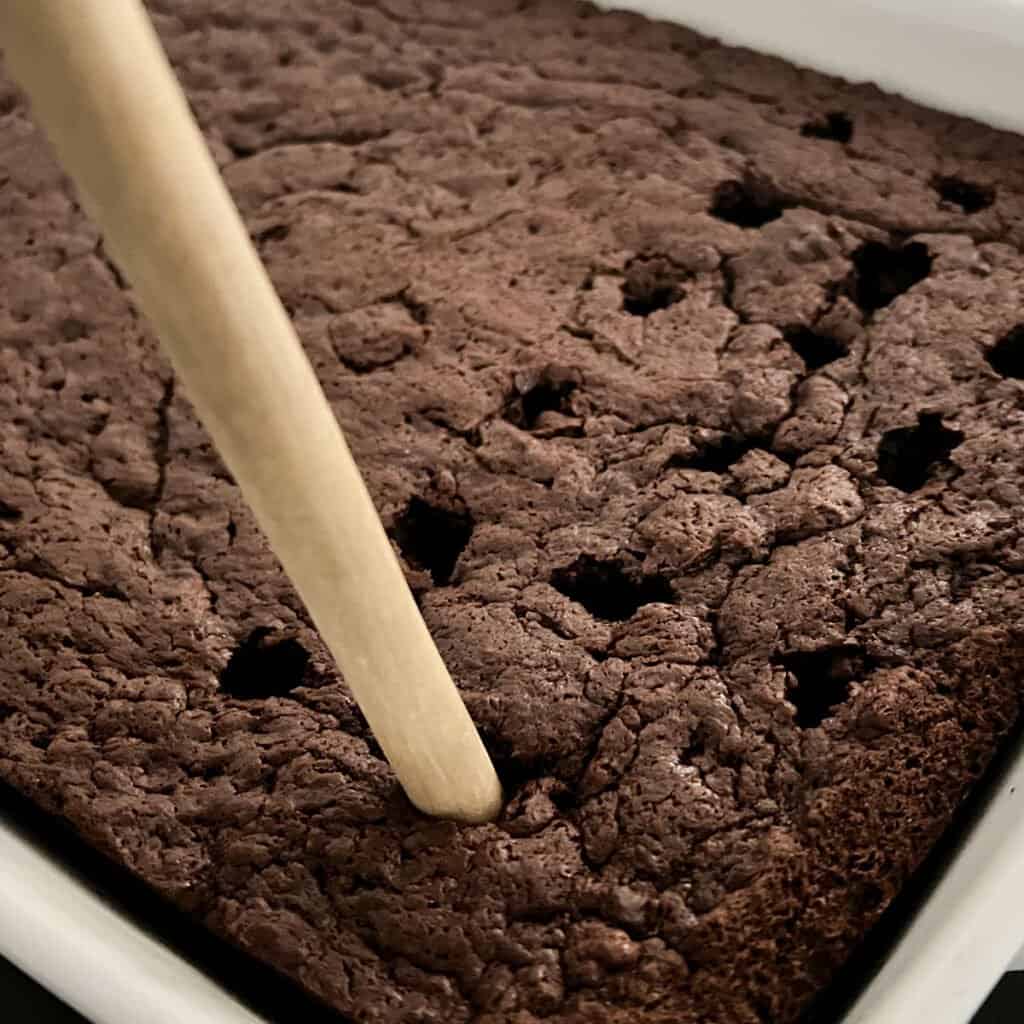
[0,0,502,823]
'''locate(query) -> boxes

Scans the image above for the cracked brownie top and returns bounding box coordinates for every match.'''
[2,2,1024,1022]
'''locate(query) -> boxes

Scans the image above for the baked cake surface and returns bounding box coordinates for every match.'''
[3,2,1024,1021]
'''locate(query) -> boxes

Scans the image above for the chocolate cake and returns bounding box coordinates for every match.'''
[3,2,1024,1021]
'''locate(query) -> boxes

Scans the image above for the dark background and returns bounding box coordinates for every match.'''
[2,954,1020,1023]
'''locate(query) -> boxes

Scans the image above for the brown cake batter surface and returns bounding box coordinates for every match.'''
[4,2,1024,1021]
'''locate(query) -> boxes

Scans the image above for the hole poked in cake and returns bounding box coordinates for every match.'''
[495,757,575,822]
[219,628,310,699]
[504,365,581,432]
[986,324,1024,379]
[709,177,788,229]
[59,318,89,342]
[780,645,866,728]
[621,255,686,316]
[664,432,768,473]
[847,241,932,312]
[782,325,849,370]
[551,555,673,622]
[0,500,22,521]
[876,412,964,493]
[800,111,853,144]
[931,175,995,214]
[391,496,474,587]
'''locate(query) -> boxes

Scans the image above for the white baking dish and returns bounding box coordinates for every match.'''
[3,2,1024,1022]
[604,0,1024,134]
[0,816,264,1024]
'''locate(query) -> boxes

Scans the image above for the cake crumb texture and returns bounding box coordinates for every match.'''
[3,2,1024,1021]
